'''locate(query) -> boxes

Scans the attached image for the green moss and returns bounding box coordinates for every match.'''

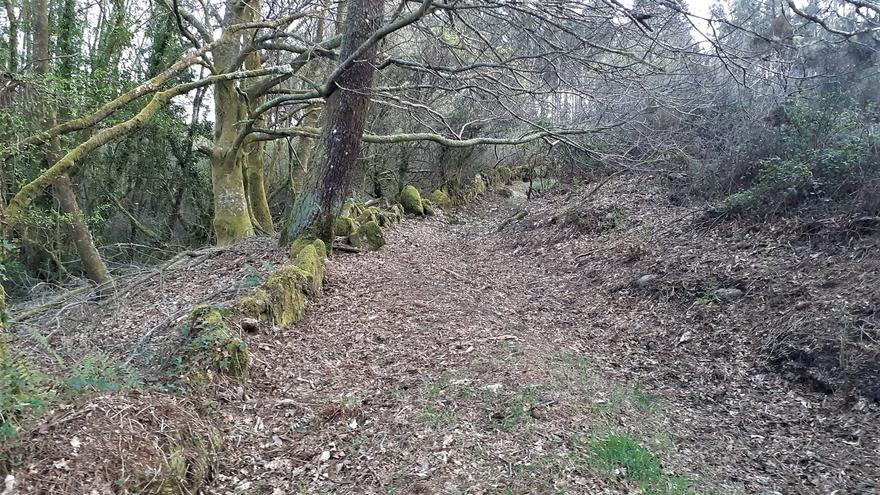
[312,238,327,259]
[422,198,436,216]
[349,220,386,250]
[263,266,309,326]
[356,206,379,225]
[429,189,453,209]
[293,245,324,295]
[335,215,357,236]
[235,289,269,319]
[184,305,248,377]
[400,185,424,215]
[289,236,314,258]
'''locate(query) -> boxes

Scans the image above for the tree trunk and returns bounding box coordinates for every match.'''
[35,0,111,285]
[209,0,255,245]
[289,5,331,200]
[281,0,383,244]
[3,0,18,73]
[241,6,275,235]
[52,175,111,283]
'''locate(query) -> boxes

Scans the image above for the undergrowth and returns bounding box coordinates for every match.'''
[711,100,879,218]
[1,344,142,442]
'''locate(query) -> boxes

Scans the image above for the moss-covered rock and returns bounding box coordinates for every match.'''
[429,189,453,209]
[312,238,328,259]
[422,198,436,216]
[293,244,324,295]
[400,185,424,215]
[289,236,313,258]
[185,305,248,377]
[235,289,270,319]
[377,208,400,226]
[356,206,379,225]
[263,265,309,326]
[349,220,386,250]
[335,215,357,236]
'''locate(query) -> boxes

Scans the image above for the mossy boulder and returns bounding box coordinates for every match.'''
[234,289,270,319]
[356,206,379,225]
[429,189,453,209]
[312,238,327,259]
[400,185,424,215]
[289,236,313,258]
[263,266,310,326]
[422,198,436,216]
[349,220,386,250]
[185,305,248,377]
[290,236,329,260]
[293,244,324,295]
[335,215,357,236]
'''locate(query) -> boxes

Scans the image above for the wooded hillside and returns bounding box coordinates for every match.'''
[1,0,878,493]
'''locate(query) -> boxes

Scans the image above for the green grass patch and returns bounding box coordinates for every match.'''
[589,434,698,495]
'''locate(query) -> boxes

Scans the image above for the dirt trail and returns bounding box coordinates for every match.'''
[205,192,878,495]
[207,198,629,494]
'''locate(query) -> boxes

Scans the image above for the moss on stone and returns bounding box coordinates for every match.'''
[263,266,310,326]
[429,189,453,209]
[355,206,379,225]
[335,215,357,236]
[235,289,269,319]
[185,305,248,377]
[400,185,424,215]
[289,236,313,258]
[377,209,399,226]
[349,220,386,250]
[422,198,436,216]
[293,244,324,295]
[312,238,328,259]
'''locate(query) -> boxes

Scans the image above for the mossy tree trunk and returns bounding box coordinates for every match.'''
[210,0,256,245]
[282,0,383,244]
[241,3,274,235]
[36,0,111,285]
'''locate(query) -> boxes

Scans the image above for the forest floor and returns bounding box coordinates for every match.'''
[206,178,879,494]
[6,175,879,494]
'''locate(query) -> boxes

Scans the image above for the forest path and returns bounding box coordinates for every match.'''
[206,197,650,494]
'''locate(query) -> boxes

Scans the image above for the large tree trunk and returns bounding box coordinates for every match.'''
[281,0,383,244]
[209,0,256,245]
[288,0,338,199]
[241,7,275,235]
[35,0,111,285]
